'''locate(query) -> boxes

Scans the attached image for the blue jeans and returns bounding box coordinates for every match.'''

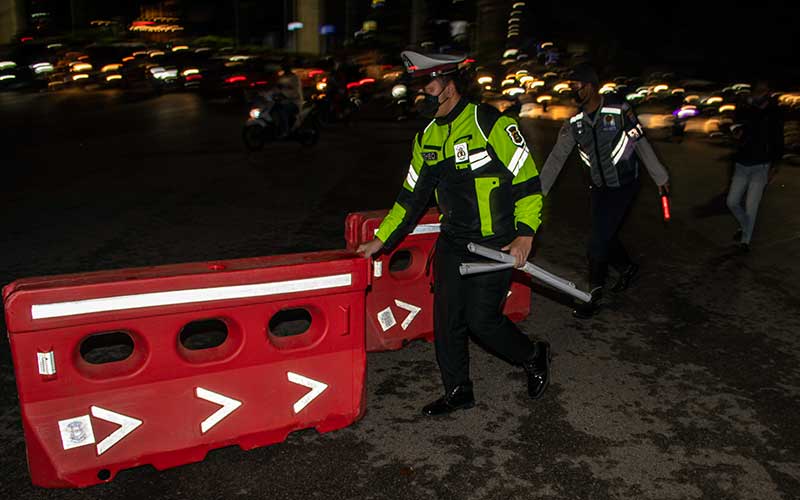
[726,163,769,244]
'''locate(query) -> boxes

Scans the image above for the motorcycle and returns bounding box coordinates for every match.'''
[242,92,321,151]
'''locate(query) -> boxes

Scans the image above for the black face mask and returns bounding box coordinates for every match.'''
[418,87,451,118]
[751,94,769,107]
[572,86,589,107]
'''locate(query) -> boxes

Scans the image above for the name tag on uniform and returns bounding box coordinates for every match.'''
[454,142,469,163]
[422,151,437,162]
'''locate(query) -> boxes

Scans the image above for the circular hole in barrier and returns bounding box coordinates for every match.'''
[97,469,111,481]
[389,250,413,274]
[179,319,228,350]
[269,308,312,337]
[79,332,134,365]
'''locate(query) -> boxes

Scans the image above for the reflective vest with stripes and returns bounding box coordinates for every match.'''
[569,98,645,188]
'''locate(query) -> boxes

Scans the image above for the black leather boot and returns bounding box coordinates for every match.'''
[611,263,639,292]
[523,341,551,399]
[573,260,606,319]
[572,286,602,319]
[422,385,475,416]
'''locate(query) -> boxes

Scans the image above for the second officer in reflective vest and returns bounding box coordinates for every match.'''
[540,63,670,318]
[358,51,551,416]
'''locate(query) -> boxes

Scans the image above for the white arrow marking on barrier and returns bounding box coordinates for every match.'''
[196,387,242,434]
[287,372,328,414]
[394,299,421,330]
[90,406,142,455]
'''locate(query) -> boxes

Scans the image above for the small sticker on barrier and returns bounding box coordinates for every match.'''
[37,351,56,375]
[58,415,96,450]
[373,260,383,278]
[377,306,397,331]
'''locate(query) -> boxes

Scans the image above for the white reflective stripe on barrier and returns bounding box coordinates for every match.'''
[91,406,142,456]
[31,273,353,319]
[196,387,242,434]
[287,372,328,414]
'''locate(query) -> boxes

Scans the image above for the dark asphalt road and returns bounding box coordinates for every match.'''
[2,89,800,500]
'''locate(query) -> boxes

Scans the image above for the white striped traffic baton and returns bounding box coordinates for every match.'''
[461,242,593,303]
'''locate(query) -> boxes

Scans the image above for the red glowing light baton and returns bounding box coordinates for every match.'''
[661,194,671,222]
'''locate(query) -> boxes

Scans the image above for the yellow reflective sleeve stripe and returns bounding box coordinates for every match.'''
[375,202,408,243]
[474,177,500,237]
[515,194,543,232]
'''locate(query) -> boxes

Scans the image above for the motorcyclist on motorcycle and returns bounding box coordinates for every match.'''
[272,59,304,138]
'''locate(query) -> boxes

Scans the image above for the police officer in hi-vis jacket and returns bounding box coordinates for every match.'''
[358,51,551,416]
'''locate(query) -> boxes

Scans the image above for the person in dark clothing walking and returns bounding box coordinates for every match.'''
[726,80,784,252]
[539,64,670,319]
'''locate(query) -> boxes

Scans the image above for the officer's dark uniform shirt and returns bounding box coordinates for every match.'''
[376,98,543,250]
[540,95,669,194]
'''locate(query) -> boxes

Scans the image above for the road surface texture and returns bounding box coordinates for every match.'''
[2,90,799,499]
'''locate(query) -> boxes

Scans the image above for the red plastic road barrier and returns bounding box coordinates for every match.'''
[3,251,369,488]
[345,209,531,352]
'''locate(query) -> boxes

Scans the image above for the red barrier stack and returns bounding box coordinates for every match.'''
[3,251,369,488]
[345,208,531,352]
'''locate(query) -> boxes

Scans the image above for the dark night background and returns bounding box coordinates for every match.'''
[11,1,800,82]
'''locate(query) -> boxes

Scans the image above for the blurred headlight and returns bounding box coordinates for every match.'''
[536,95,553,103]
[182,68,200,76]
[391,84,407,98]
[31,62,54,74]
[317,81,328,92]
[719,104,736,113]
[553,83,571,93]
[102,64,122,73]
[72,63,92,72]
[502,87,525,96]
[249,108,261,120]
[477,76,493,85]
[0,61,16,70]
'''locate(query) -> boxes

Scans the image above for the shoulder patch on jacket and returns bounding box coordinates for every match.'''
[505,123,525,146]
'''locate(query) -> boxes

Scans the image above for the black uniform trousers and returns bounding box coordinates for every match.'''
[588,180,639,286]
[433,236,535,394]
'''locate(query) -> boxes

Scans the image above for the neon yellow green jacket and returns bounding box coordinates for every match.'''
[376,99,543,249]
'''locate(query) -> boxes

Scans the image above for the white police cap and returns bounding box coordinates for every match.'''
[401,51,466,78]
